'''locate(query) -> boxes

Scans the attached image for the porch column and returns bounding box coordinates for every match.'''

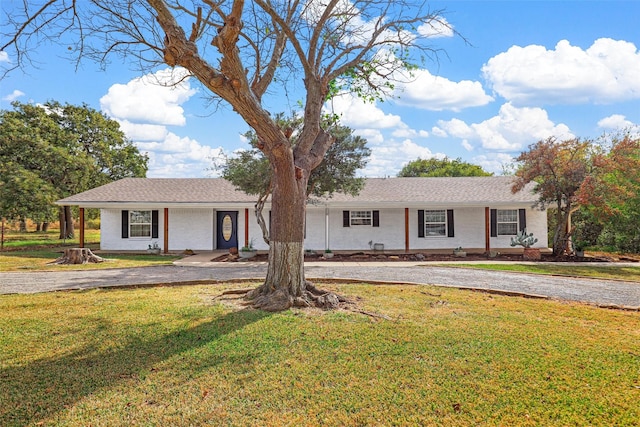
[325,207,330,251]
[485,207,490,253]
[79,208,85,249]
[245,208,249,247]
[404,208,410,252]
[163,208,169,254]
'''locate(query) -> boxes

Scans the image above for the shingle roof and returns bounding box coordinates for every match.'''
[57,178,256,204]
[323,176,536,205]
[57,176,537,207]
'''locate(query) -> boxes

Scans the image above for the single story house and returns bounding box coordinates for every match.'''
[56,176,548,253]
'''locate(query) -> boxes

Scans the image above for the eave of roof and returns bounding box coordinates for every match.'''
[56,176,539,207]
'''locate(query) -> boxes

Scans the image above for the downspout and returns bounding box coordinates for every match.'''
[485,207,490,253]
[325,206,330,251]
[79,208,85,249]
[405,208,409,252]
[164,208,169,254]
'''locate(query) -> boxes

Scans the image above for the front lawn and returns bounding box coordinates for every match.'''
[0,229,180,271]
[1,283,638,426]
[0,249,180,271]
[438,263,640,282]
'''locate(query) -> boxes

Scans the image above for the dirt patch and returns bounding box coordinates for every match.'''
[210,251,630,263]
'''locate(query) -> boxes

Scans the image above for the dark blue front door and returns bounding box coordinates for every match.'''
[216,211,238,250]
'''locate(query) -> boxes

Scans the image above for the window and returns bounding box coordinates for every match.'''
[343,210,379,227]
[418,209,454,238]
[497,209,518,235]
[130,210,152,237]
[350,210,372,226]
[424,209,447,237]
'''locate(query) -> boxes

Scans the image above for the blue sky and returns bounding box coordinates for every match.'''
[1,1,639,178]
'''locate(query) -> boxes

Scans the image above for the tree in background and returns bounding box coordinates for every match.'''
[220,114,370,244]
[4,1,455,310]
[512,137,591,256]
[398,157,492,177]
[0,102,148,237]
[576,133,640,253]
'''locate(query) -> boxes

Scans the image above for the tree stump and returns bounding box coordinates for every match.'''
[50,248,105,265]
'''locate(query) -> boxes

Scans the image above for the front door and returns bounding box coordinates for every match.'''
[216,211,238,250]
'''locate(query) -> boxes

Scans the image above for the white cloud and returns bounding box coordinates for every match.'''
[392,69,493,111]
[364,139,442,177]
[462,140,473,151]
[100,67,195,126]
[2,89,24,102]
[597,114,635,130]
[471,153,516,175]
[0,51,9,62]
[483,38,640,105]
[136,132,224,178]
[116,120,168,141]
[418,17,454,39]
[392,127,429,139]
[329,93,404,129]
[430,126,448,138]
[98,68,233,177]
[437,102,574,151]
[434,118,475,139]
[353,128,384,145]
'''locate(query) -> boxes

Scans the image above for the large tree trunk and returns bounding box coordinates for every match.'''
[58,206,75,239]
[552,202,576,257]
[245,148,344,311]
[246,161,308,310]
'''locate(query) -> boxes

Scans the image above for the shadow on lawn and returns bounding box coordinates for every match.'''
[0,307,271,426]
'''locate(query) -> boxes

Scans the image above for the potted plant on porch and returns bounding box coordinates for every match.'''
[147,241,161,255]
[239,239,257,259]
[453,246,466,257]
[510,229,540,260]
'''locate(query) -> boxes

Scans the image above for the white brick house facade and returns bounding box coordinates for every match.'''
[58,177,548,253]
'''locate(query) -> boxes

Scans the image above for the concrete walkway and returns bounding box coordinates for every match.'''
[1,256,639,309]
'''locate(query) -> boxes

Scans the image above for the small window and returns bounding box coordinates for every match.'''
[425,209,447,237]
[130,210,152,237]
[350,210,372,226]
[497,209,518,235]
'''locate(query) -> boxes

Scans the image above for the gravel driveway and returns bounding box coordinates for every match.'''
[1,263,639,309]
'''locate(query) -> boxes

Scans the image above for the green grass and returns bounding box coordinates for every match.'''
[1,229,101,249]
[1,283,639,426]
[437,263,640,282]
[0,249,181,271]
[0,229,180,271]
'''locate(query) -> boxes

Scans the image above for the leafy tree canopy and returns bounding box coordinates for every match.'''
[0,101,148,230]
[398,157,492,177]
[219,113,370,242]
[512,133,640,255]
[2,0,456,309]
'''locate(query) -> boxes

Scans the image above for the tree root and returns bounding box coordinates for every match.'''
[241,280,353,312]
[214,281,391,320]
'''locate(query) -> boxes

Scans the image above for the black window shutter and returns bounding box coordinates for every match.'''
[490,209,497,237]
[343,211,350,227]
[418,210,425,238]
[519,209,527,232]
[372,210,380,227]
[447,209,455,237]
[121,210,129,238]
[151,210,159,238]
